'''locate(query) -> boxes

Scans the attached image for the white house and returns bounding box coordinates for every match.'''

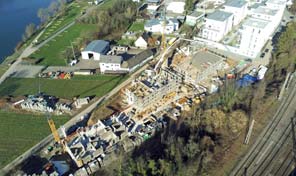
[223,0,248,26]
[135,34,149,49]
[239,17,271,58]
[167,2,185,14]
[81,40,110,60]
[100,49,155,73]
[186,11,204,26]
[201,10,234,42]
[99,55,126,73]
[144,18,179,34]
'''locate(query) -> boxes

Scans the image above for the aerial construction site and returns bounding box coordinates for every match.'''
[6,37,270,176]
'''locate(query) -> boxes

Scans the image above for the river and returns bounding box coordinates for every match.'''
[0,0,52,63]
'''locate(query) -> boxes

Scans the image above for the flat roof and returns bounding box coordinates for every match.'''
[192,51,223,71]
[252,6,278,16]
[206,10,233,22]
[243,17,269,29]
[266,0,286,5]
[224,0,247,8]
[100,55,122,64]
[188,11,203,17]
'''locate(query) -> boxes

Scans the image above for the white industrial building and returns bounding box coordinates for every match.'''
[81,40,110,60]
[144,18,179,34]
[223,0,247,26]
[201,10,234,42]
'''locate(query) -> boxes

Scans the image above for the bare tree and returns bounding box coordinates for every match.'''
[48,1,59,16]
[37,8,50,23]
[24,23,36,39]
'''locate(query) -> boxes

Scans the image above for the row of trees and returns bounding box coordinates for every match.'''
[37,0,68,23]
[77,0,137,38]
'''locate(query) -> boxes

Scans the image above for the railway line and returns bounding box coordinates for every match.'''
[230,76,296,176]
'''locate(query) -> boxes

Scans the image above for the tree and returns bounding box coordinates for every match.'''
[185,0,194,13]
[48,1,59,16]
[58,0,67,16]
[24,23,36,40]
[37,8,50,23]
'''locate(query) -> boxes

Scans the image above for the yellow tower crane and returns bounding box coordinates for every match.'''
[46,113,61,143]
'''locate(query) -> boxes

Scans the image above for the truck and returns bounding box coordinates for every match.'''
[257,65,268,80]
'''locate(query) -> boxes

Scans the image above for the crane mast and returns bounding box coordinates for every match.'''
[46,113,61,143]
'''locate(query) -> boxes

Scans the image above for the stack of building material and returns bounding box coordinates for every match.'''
[74,97,90,109]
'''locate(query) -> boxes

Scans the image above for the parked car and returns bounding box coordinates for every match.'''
[265,48,269,53]
[260,53,265,58]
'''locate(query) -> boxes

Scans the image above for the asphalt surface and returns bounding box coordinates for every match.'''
[230,75,296,176]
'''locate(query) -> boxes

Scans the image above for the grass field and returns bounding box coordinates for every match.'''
[0,111,69,169]
[128,21,144,32]
[0,75,126,99]
[38,2,85,42]
[31,24,96,66]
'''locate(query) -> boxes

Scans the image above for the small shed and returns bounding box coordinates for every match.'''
[81,40,110,60]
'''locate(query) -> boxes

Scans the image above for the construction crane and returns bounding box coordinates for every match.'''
[161,7,167,50]
[46,112,61,143]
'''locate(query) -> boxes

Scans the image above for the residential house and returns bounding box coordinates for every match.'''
[81,40,110,60]
[99,49,155,73]
[99,55,126,73]
[185,11,204,26]
[144,18,179,34]
[134,33,150,49]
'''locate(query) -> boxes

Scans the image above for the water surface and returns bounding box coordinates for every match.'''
[0,0,52,62]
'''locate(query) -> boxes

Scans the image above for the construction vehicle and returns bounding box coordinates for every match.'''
[46,113,61,143]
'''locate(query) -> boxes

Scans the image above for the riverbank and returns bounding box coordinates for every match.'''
[0,0,52,62]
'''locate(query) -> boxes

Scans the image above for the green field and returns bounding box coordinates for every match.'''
[128,21,144,32]
[38,2,86,42]
[0,75,126,99]
[31,24,96,66]
[0,111,68,169]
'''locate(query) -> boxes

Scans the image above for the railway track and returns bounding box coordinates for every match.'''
[230,78,296,176]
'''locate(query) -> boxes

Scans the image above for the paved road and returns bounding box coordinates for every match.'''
[230,75,296,176]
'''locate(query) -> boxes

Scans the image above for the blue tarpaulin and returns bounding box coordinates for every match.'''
[237,74,258,87]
